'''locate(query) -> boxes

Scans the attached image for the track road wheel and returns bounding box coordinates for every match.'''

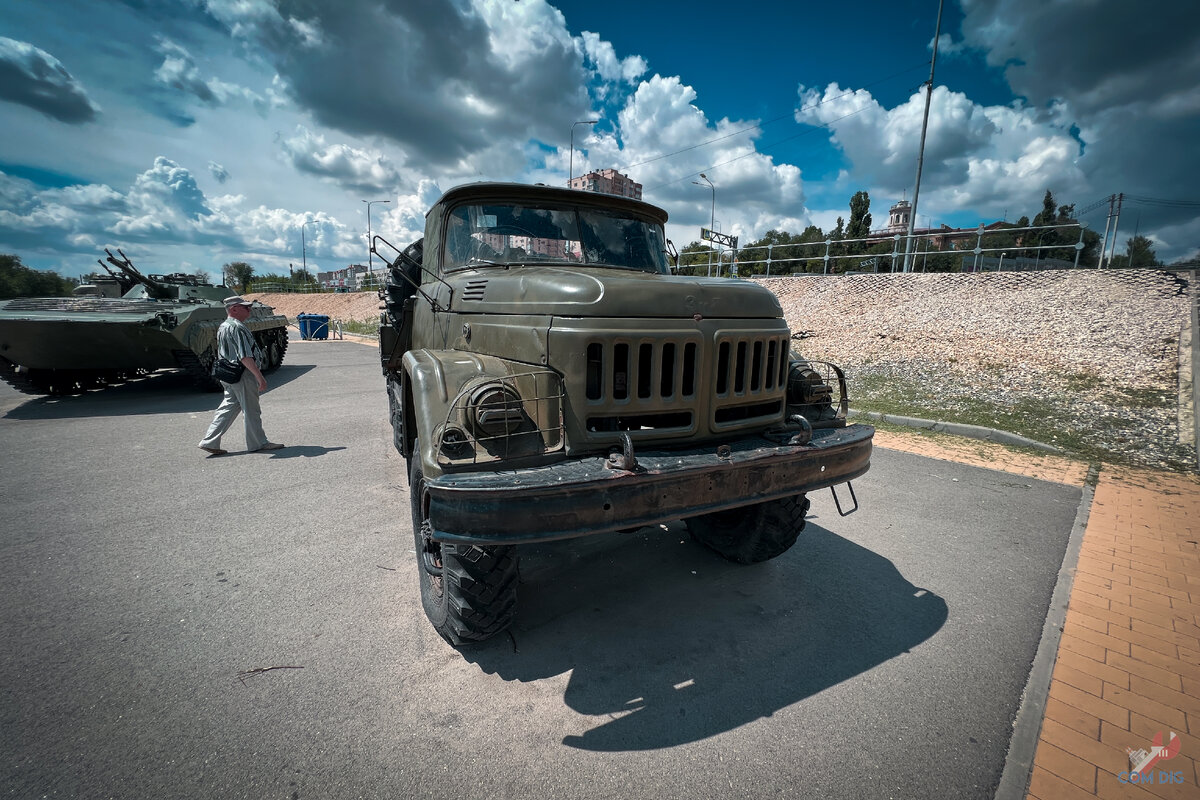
[687,494,811,564]
[409,444,518,645]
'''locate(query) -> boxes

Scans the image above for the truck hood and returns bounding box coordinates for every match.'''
[449,266,782,319]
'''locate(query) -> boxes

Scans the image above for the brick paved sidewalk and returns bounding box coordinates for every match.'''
[1027,467,1200,800]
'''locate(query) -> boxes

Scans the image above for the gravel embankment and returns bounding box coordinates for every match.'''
[252,269,1196,471]
[761,269,1194,471]
[247,291,383,323]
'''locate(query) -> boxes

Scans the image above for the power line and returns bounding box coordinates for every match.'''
[1123,194,1200,208]
[1076,196,1113,215]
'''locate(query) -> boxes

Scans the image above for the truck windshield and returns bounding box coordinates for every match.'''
[443,202,670,274]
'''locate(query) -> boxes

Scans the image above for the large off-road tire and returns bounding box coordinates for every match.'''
[409,444,518,645]
[387,376,405,455]
[687,494,811,564]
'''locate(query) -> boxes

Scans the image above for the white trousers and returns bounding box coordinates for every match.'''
[198,373,268,451]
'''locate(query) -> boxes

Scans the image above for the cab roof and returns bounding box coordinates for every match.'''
[429,182,669,226]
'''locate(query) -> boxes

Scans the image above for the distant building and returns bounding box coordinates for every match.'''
[318,265,367,289]
[884,199,912,233]
[867,198,1008,251]
[569,168,642,200]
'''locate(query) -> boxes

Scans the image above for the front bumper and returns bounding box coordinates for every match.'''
[426,423,873,544]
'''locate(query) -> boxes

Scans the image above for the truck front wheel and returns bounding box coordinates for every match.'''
[687,494,811,564]
[409,446,518,645]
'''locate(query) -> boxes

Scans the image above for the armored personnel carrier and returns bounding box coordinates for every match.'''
[378,182,873,644]
[0,249,289,395]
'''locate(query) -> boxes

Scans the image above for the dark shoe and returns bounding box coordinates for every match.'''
[257,442,285,451]
[200,446,227,456]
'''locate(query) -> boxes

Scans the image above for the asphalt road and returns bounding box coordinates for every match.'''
[0,337,1082,799]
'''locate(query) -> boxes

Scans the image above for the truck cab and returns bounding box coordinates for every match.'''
[378,182,873,644]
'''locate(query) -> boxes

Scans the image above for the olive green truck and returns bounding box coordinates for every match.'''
[378,182,873,645]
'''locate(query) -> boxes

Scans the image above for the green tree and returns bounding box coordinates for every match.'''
[677,241,713,275]
[1110,235,1160,268]
[1025,191,1093,265]
[845,191,872,253]
[1033,190,1057,227]
[225,261,254,292]
[826,216,846,265]
[0,254,76,298]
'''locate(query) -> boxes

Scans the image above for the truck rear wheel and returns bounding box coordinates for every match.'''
[409,445,518,644]
[687,494,811,564]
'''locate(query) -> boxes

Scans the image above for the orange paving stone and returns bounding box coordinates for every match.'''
[874,431,1200,799]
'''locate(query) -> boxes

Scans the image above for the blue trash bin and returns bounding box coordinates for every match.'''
[310,314,330,340]
[297,313,312,340]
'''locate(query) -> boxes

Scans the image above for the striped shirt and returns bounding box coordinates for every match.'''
[217,318,263,369]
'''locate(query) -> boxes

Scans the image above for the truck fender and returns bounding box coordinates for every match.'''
[402,349,533,478]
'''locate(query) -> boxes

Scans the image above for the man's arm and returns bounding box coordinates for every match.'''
[241,355,267,391]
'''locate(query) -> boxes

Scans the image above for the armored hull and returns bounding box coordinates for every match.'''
[0,261,288,395]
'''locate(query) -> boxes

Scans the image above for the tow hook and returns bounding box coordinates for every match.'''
[762,415,813,446]
[606,432,639,472]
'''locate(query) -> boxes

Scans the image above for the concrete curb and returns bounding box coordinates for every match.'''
[848,409,1064,454]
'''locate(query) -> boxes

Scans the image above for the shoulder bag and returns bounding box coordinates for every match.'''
[212,357,245,383]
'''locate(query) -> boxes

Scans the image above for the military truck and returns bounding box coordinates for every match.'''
[377,183,873,645]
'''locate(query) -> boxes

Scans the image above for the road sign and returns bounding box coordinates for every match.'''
[701,228,738,248]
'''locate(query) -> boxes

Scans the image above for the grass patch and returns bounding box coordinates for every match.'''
[850,369,1191,471]
[340,319,379,337]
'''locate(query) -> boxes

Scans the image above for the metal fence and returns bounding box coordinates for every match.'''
[246,281,355,294]
[680,222,1091,277]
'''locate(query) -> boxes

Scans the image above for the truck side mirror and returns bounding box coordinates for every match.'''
[665,239,679,270]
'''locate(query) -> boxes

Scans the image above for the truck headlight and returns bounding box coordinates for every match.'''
[786,365,832,407]
[468,382,527,437]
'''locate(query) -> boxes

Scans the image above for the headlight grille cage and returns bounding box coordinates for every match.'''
[786,360,849,428]
[437,370,566,467]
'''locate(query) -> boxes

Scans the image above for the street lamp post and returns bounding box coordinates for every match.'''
[692,173,715,276]
[301,219,317,279]
[569,119,599,185]
[363,199,391,280]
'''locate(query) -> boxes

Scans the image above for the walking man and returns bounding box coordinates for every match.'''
[198,296,284,456]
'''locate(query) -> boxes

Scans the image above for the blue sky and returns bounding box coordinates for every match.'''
[1,0,1198,281]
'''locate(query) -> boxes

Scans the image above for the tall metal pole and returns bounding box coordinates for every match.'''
[301,219,316,277]
[902,0,945,272]
[569,120,599,186]
[1106,193,1124,267]
[363,199,391,277]
[693,173,715,277]
[1098,194,1115,268]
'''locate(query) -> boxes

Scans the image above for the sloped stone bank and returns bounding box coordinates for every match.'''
[759,270,1194,471]
[247,291,382,323]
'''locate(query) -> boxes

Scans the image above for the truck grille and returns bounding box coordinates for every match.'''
[712,334,788,425]
[585,340,698,402]
[557,323,790,437]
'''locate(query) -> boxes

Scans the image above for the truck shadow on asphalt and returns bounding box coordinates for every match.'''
[1,364,315,419]
[464,522,947,752]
